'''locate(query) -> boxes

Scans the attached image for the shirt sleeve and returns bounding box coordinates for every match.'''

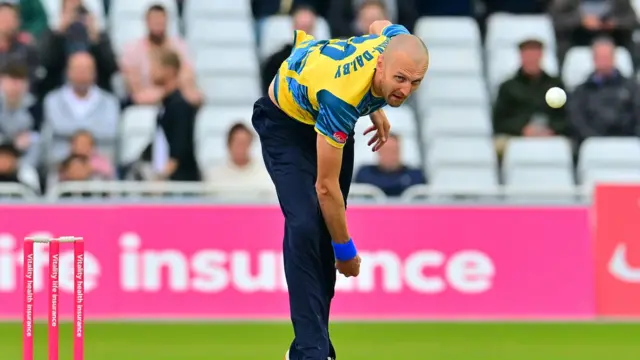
[315,89,359,148]
[381,24,411,38]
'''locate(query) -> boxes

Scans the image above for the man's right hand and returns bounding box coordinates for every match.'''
[336,255,361,277]
[582,15,601,31]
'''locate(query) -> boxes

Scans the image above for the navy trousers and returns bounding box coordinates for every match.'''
[252,97,354,360]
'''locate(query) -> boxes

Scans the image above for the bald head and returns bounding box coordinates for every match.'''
[374,34,429,107]
[67,52,96,90]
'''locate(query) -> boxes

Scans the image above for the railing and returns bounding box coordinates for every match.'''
[0,181,630,203]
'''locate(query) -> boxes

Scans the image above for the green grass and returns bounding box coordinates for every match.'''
[0,322,639,359]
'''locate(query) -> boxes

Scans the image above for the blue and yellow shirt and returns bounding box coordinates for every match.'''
[273,24,410,148]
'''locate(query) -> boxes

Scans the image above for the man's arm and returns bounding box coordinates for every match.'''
[314,90,359,244]
[369,20,411,37]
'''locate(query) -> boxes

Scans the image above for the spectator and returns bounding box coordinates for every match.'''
[206,123,273,194]
[41,51,119,169]
[354,134,425,196]
[550,0,636,62]
[568,36,640,144]
[58,153,93,181]
[0,3,40,93]
[415,0,474,16]
[135,48,200,181]
[261,5,316,94]
[492,39,567,154]
[0,141,22,184]
[69,129,114,179]
[0,63,40,167]
[120,4,200,106]
[39,0,117,95]
[328,0,416,38]
[15,0,49,41]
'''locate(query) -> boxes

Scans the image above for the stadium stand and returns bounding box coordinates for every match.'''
[1,0,639,203]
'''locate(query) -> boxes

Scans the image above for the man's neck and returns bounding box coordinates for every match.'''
[371,71,383,97]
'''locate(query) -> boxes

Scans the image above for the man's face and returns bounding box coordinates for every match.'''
[293,9,316,34]
[64,158,92,180]
[67,54,96,89]
[520,47,543,75]
[593,42,615,74]
[357,4,386,34]
[0,76,27,102]
[147,11,167,42]
[71,134,94,156]
[229,129,252,166]
[378,136,400,169]
[0,7,18,37]
[376,53,427,107]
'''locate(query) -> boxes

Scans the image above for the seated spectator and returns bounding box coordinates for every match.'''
[550,0,636,62]
[69,130,114,179]
[261,5,317,94]
[120,4,201,106]
[41,51,119,169]
[206,123,273,194]
[15,0,49,41]
[0,3,40,94]
[492,39,567,154]
[329,0,416,38]
[0,63,40,167]
[354,134,425,196]
[0,142,22,184]
[133,48,200,181]
[568,36,640,144]
[58,153,93,181]
[39,0,117,95]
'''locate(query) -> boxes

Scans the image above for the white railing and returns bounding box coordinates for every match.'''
[46,182,390,203]
[0,183,39,199]
[400,184,590,202]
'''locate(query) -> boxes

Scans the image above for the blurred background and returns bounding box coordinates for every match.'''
[0,0,639,359]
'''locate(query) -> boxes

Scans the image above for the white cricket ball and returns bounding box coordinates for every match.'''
[545,87,567,109]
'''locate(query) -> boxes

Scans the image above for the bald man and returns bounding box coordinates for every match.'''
[251,20,428,360]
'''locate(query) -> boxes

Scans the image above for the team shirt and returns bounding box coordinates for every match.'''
[273,24,411,148]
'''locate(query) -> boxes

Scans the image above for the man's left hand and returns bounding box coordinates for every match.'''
[365,110,391,152]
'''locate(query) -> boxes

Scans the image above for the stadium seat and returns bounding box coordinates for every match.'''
[195,106,254,135]
[259,15,331,59]
[426,137,497,171]
[422,107,492,140]
[118,106,157,165]
[186,18,255,47]
[485,14,556,51]
[42,0,106,30]
[504,167,576,203]
[184,0,251,20]
[582,168,640,189]
[430,167,499,194]
[487,47,559,97]
[562,47,634,90]
[199,75,261,105]
[414,17,481,48]
[195,46,259,75]
[503,137,573,169]
[578,137,640,177]
[17,165,41,194]
[427,47,483,77]
[353,134,421,171]
[418,76,489,109]
[353,106,417,138]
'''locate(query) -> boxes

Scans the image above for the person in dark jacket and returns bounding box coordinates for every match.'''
[568,36,640,144]
[354,134,425,196]
[492,39,567,154]
[138,48,200,182]
[38,0,117,95]
[0,3,40,94]
[260,5,317,94]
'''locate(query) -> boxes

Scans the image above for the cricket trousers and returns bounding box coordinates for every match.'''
[252,96,354,360]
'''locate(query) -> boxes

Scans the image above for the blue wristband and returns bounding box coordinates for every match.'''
[332,239,358,261]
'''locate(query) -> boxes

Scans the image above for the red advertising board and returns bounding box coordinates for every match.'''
[594,185,640,317]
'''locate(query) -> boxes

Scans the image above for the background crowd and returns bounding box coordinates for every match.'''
[1,0,640,201]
